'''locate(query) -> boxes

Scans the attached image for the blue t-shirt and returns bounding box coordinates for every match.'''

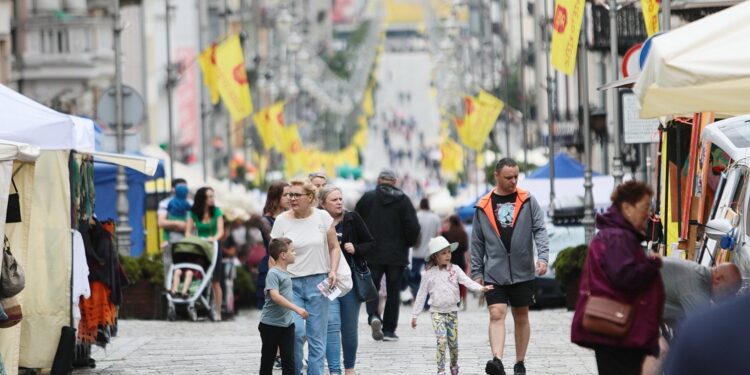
[260,267,294,327]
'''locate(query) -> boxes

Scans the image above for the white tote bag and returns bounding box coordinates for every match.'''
[321,210,352,296]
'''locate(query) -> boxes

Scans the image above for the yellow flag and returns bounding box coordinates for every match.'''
[198,44,220,104]
[252,106,272,151]
[251,102,285,151]
[440,137,464,181]
[550,0,586,75]
[266,101,286,151]
[363,85,375,117]
[455,92,503,152]
[471,90,504,150]
[282,124,305,177]
[215,34,253,121]
[455,96,477,148]
[353,127,368,150]
[641,0,660,36]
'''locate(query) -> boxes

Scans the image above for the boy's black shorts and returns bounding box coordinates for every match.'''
[485,280,536,307]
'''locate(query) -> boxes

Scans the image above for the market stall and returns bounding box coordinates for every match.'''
[631,1,750,265]
[0,84,157,374]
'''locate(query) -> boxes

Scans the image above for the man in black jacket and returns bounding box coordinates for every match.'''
[355,169,421,342]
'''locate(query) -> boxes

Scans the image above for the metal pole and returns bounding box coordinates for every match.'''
[503,0,511,158]
[519,1,529,174]
[113,0,131,255]
[198,0,209,182]
[223,0,233,185]
[662,0,671,32]
[610,0,623,185]
[543,0,556,217]
[165,0,176,182]
[579,14,595,243]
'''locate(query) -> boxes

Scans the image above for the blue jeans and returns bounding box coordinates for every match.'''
[292,273,329,375]
[326,289,362,373]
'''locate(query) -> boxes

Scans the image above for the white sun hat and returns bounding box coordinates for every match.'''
[425,236,459,261]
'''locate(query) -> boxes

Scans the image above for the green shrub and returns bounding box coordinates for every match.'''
[551,244,587,285]
[120,253,164,286]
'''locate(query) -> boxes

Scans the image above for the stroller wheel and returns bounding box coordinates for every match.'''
[187,305,198,321]
[167,306,176,321]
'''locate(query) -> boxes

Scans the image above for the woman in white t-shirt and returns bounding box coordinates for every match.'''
[270,179,341,375]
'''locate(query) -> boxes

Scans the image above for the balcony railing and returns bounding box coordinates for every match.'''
[14,16,114,77]
[589,5,648,55]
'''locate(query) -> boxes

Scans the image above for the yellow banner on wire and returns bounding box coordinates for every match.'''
[198,44,220,104]
[215,34,253,121]
[641,0,660,36]
[550,0,586,75]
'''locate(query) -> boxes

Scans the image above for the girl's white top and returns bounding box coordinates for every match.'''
[412,264,484,317]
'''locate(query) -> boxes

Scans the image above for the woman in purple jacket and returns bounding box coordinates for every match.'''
[571,181,664,375]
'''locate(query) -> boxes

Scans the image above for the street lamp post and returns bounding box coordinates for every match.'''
[165,0,176,181]
[609,0,624,185]
[579,15,595,243]
[519,0,529,175]
[113,0,131,255]
[542,0,556,218]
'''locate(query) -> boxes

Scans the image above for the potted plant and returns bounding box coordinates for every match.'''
[120,254,165,320]
[551,244,587,310]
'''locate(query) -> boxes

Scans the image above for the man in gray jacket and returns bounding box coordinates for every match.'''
[471,158,549,375]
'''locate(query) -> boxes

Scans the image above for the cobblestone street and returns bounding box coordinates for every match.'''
[75,295,596,375]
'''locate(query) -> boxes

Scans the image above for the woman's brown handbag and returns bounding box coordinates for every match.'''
[582,295,633,338]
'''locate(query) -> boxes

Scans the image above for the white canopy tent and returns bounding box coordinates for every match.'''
[0,84,155,374]
[633,1,750,118]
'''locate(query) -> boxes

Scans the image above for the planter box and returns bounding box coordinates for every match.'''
[120,280,165,320]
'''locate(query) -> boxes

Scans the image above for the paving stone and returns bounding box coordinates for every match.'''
[74,295,596,374]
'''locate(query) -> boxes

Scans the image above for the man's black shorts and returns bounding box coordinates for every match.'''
[485,280,536,307]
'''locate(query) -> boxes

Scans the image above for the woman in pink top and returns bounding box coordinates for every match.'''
[412,236,494,375]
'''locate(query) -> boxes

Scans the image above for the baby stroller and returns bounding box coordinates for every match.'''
[165,236,218,321]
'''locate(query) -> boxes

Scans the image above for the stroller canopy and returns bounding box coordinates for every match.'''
[171,236,214,263]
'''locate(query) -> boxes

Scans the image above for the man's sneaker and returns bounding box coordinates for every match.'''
[274,356,282,369]
[382,332,400,341]
[513,361,526,375]
[370,317,384,341]
[450,365,459,375]
[485,357,505,375]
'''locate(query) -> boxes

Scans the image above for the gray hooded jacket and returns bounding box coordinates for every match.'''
[470,188,549,285]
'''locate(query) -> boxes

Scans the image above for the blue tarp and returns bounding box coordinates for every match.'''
[93,156,165,256]
[527,153,601,179]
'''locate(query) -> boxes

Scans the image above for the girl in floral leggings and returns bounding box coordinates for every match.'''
[411,236,493,375]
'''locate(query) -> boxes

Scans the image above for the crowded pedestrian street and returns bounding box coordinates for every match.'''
[77,297,596,375]
[2,0,750,374]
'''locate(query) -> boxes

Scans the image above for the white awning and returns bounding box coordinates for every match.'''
[89,151,159,176]
[633,1,750,118]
